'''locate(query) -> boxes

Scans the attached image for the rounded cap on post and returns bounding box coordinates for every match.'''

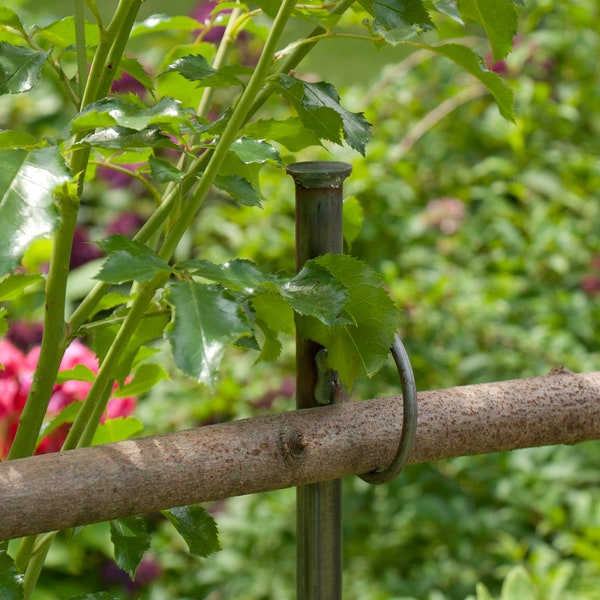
[286,161,352,189]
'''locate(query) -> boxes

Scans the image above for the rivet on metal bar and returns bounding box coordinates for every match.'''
[359,334,418,484]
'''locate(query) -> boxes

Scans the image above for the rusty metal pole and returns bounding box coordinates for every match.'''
[287,161,352,600]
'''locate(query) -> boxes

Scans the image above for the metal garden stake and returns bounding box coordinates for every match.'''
[287,160,352,600]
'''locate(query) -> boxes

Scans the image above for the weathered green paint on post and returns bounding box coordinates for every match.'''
[287,161,352,600]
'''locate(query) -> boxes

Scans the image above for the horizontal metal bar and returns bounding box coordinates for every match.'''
[1,367,599,540]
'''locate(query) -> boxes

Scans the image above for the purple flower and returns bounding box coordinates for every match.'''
[191,1,228,44]
[70,226,104,269]
[106,212,145,237]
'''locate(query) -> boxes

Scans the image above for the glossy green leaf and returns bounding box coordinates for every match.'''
[457,0,518,61]
[131,14,205,37]
[242,118,322,152]
[297,254,400,388]
[163,505,221,557]
[163,54,252,89]
[0,43,50,95]
[0,273,43,300]
[113,362,169,397]
[95,234,175,283]
[119,56,155,95]
[76,126,179,150]
[0,146,70,275]
[181,258,267,292]
[165,281,249,386]
[413,42,514,120]
[371,0,435,39]
[109,516,150,579]
[278,75,371,155]
[214,174,261,207]
[72,97,194,133]
[229,137,282,166]
[254,318,283,362]
[0,551,23,600]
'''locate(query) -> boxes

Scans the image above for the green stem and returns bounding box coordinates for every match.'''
[74,0,88,98]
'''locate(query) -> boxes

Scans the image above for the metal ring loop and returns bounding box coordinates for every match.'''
[359,334,418,484]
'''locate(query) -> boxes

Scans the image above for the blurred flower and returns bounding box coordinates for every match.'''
[97,162,146,189]
[0,339,136,459]
[106,212,145,237]
[191,1,228,44]
[6,321,43,352]
[71,225,104,270]
[581,255,600,297]
[111,69,148,96]
[421,197,466,234]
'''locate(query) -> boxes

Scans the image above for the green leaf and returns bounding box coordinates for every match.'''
[165,281,249,386]
[162,505,221,557]
[92,417,144,445]
[95,234,175,283]
[0,550,24,600]
[254,318,283,362]
[414,42,514,120]
[149,156,184,183]
[72,96,194,133]
[131,14,204,37]
[457,0,518,61]
[56,364,96,383]
[163,54,252,89]
[113,362,169,397]
[242,118,322,152]
[229,137,282,166]
[0,146,70,275]
[118,56,155,95]
[0,273,44,300]
[38,402,82,442]
[0,43,50,95]
[109,516,150,579]
[76,126,179,150]
[251,291,294,334]
[0,130,41,149]
[0,308,7,338]
[278,75,371,156]
[214,174,261,207]
[33,16,100,49]
[297,254,400,388]
[0,8,26,35]
[475,582,495,600]
[181,258,268,292]
[500,566,537,600]
[343,196,364,249]
[371,0,435,39]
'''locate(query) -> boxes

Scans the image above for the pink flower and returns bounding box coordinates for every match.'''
[0,338,137,459]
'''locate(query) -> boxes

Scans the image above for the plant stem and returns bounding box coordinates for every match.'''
[74,0,88,98]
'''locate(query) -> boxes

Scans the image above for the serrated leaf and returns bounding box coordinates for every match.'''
[72,97,194,133]
[254,318,283,362]
[0,146,70,275]
[279,75,371,156]
[109,517,150,579]
[214,174,261,207]
[242,118,322,152]
[457,0,518,61]
[181,258,267,291]
[0,550,24,600]
[95,234,174,283]
[163,54,252,88]
[0,8,26,34]
[163,505,221,557]
[371,0,435,39]
[76,126,179,150]
[0,43,50,95]
[165,281,249,386]
[92,417,144,445]
[0,273,44,300]
[113,362,169,397]
[251,291,294,334]
[149,156,184,183]
[229,137,282,166]
[297,255,400,388]
[118,56,155,95]
[413,42,514,120]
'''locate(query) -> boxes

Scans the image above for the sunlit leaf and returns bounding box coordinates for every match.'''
[371,0,435,39]
[92,417,144,445]
[0,7,26,34]
[242,118,322,152]
[95,234,174,283]
[76,126,179,150]
[33,16,100,49]
[110,517,150,579]
[278,75,371,155]
[113,362,169,397]
[162,505,221,557]
[229,137,282,166]
[0,146,70,275]
[165,281,249,386]
[131,14,204,37]
[0,43,50,95]
[0,550,24,600]
[181,258,267,292]
[0,273,44,300]
[457,0,518,61]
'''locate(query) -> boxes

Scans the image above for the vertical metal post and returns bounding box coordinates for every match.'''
[287,161,352,600]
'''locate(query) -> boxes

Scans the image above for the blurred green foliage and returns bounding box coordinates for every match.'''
[3,0,600,598]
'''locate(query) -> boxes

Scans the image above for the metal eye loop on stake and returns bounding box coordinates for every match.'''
[359,334,418,485]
